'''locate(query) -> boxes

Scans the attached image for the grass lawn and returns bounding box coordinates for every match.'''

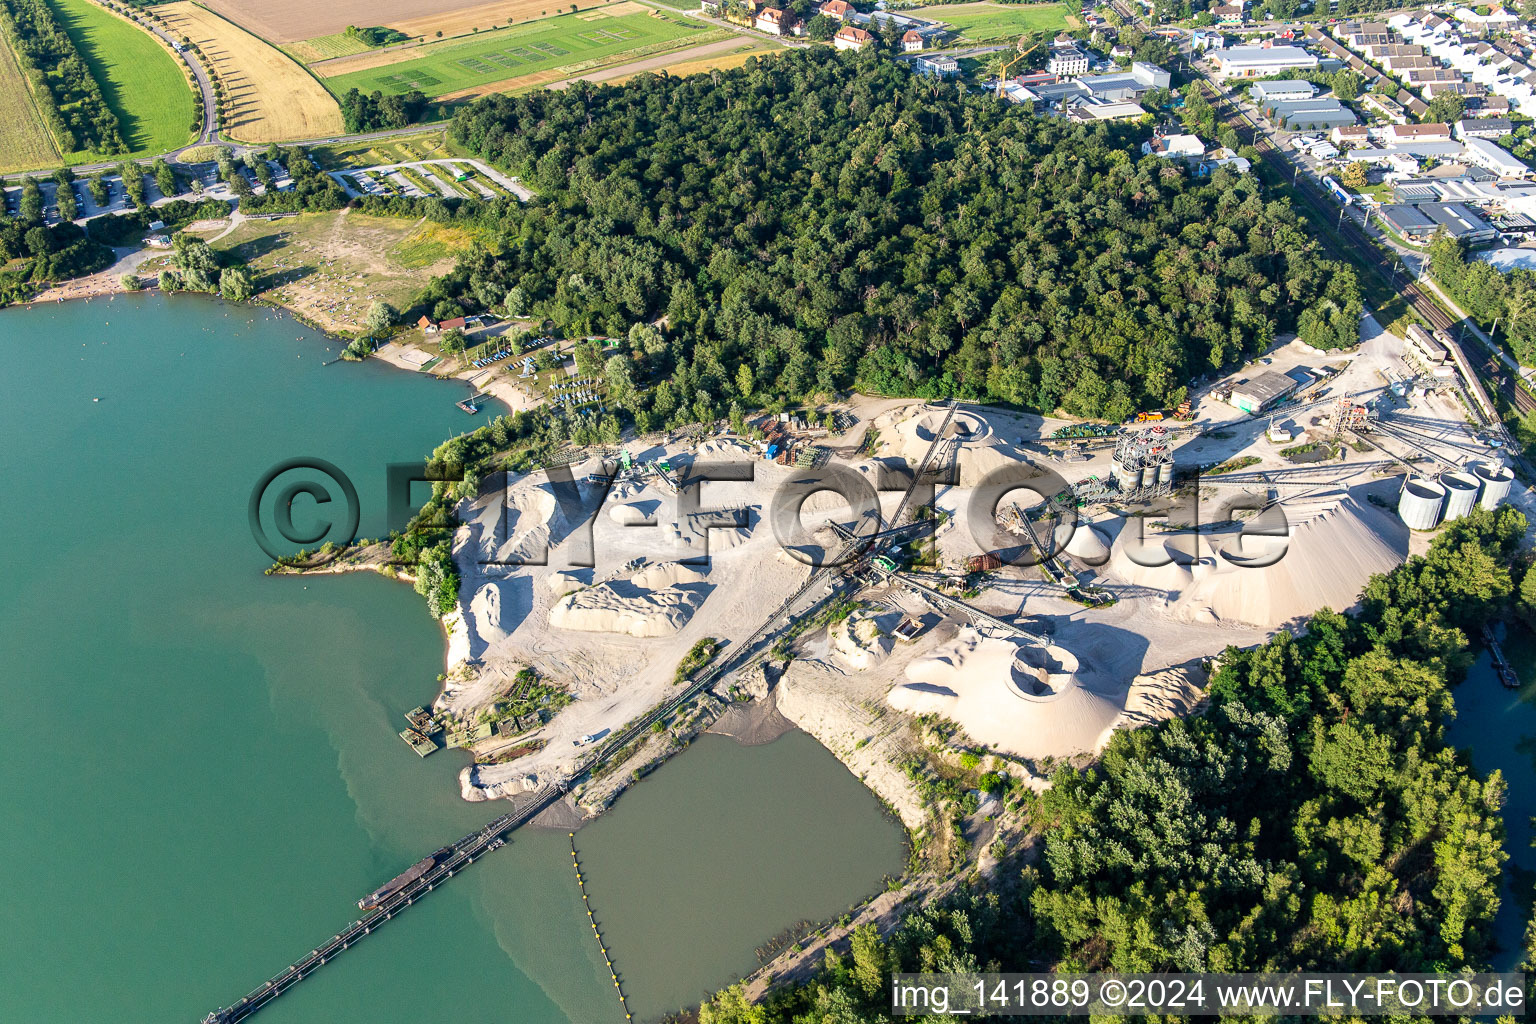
[390,221,493,269]
[47,0,195,159]
[190,210,455,335]
[915,1,1071,40]
[640,0,700,9]
[0,35,59,172]
[325,10,701,97]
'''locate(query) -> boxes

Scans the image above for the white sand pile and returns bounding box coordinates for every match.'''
[1064,523,1111,566]
[1180,500,1404,627]
[548,561,712,637]
[1120,666,1207,726]
[832,608,895,671]
[469,581,512,645]
[609,502,656,525]
[887,627,1123,759]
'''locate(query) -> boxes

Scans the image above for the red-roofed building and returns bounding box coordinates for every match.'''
[834,24,872,49]
[438,316,467,332]
[819,0,853,19]
[756,6,792,34]
[417,314,435,332]
[901,29,924,52]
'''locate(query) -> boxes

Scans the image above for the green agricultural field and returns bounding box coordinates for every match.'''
[915,1,1071,40]
[287,32,376,63]
[0,34,59,172]
[47,0,195,158]
[325,11,701,98]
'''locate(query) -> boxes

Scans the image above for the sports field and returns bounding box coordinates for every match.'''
[324,9,700,97]
[915,1,1071,40]
[0,35,59,172]
[158,2,342,143]
[48,0,195,157]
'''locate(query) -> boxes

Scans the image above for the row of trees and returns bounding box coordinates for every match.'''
[0,0,126,154]
[697,507,1529,1021]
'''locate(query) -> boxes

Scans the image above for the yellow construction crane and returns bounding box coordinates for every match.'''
[996,40,1040,98]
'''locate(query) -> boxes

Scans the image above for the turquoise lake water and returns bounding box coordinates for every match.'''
[1450,654,1536,970]
[0,293,905,1023]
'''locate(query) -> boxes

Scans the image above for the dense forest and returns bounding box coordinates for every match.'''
[0,0,126,154]
[339,87,433,134]
[698,506,1529,1022]
[426,49,1357,422]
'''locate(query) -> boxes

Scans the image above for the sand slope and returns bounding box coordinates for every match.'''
[548,561,712,637]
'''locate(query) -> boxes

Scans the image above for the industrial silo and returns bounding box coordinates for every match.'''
[1158,462,1173,486]
[1398,477,1445,531]
[1141,466,1156,488]
[1474,463,1514,509]
[1440,471,1479,522]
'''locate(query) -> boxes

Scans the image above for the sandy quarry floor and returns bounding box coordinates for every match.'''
[435,320,1532,806]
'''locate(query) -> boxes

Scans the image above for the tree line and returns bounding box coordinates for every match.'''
[696,506,1530,1021]
[429,49,1357,426]
[1428,231,1536,368]
[0,0,126,154]
[236,144,349,215]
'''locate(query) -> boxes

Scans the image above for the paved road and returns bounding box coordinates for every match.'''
[122,4,220,148]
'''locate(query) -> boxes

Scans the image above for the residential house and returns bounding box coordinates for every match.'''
[1456,116,1515,139]
[818,0,853,18]
[914,54,959,77]
[1388,123,1453,143]
[1332,124,1372,147]
[833,24,872,50]
[755,7,791,35]
[901,29,924,52]
[1405,67,1464,85]
[1367,43,1424,61]
[1383,54,1437,74]
[1362,93,1409,123]
[1048,39,1092,77]
[1211,2,1246,23]
[1142,132,1205,159]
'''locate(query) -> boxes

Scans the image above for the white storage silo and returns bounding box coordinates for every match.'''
[1142,466,1157,488]
[1158,462,1173,486]
[1440,471,1479,522]
[1474,463,1514,510]
[1398,477,1445,531]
